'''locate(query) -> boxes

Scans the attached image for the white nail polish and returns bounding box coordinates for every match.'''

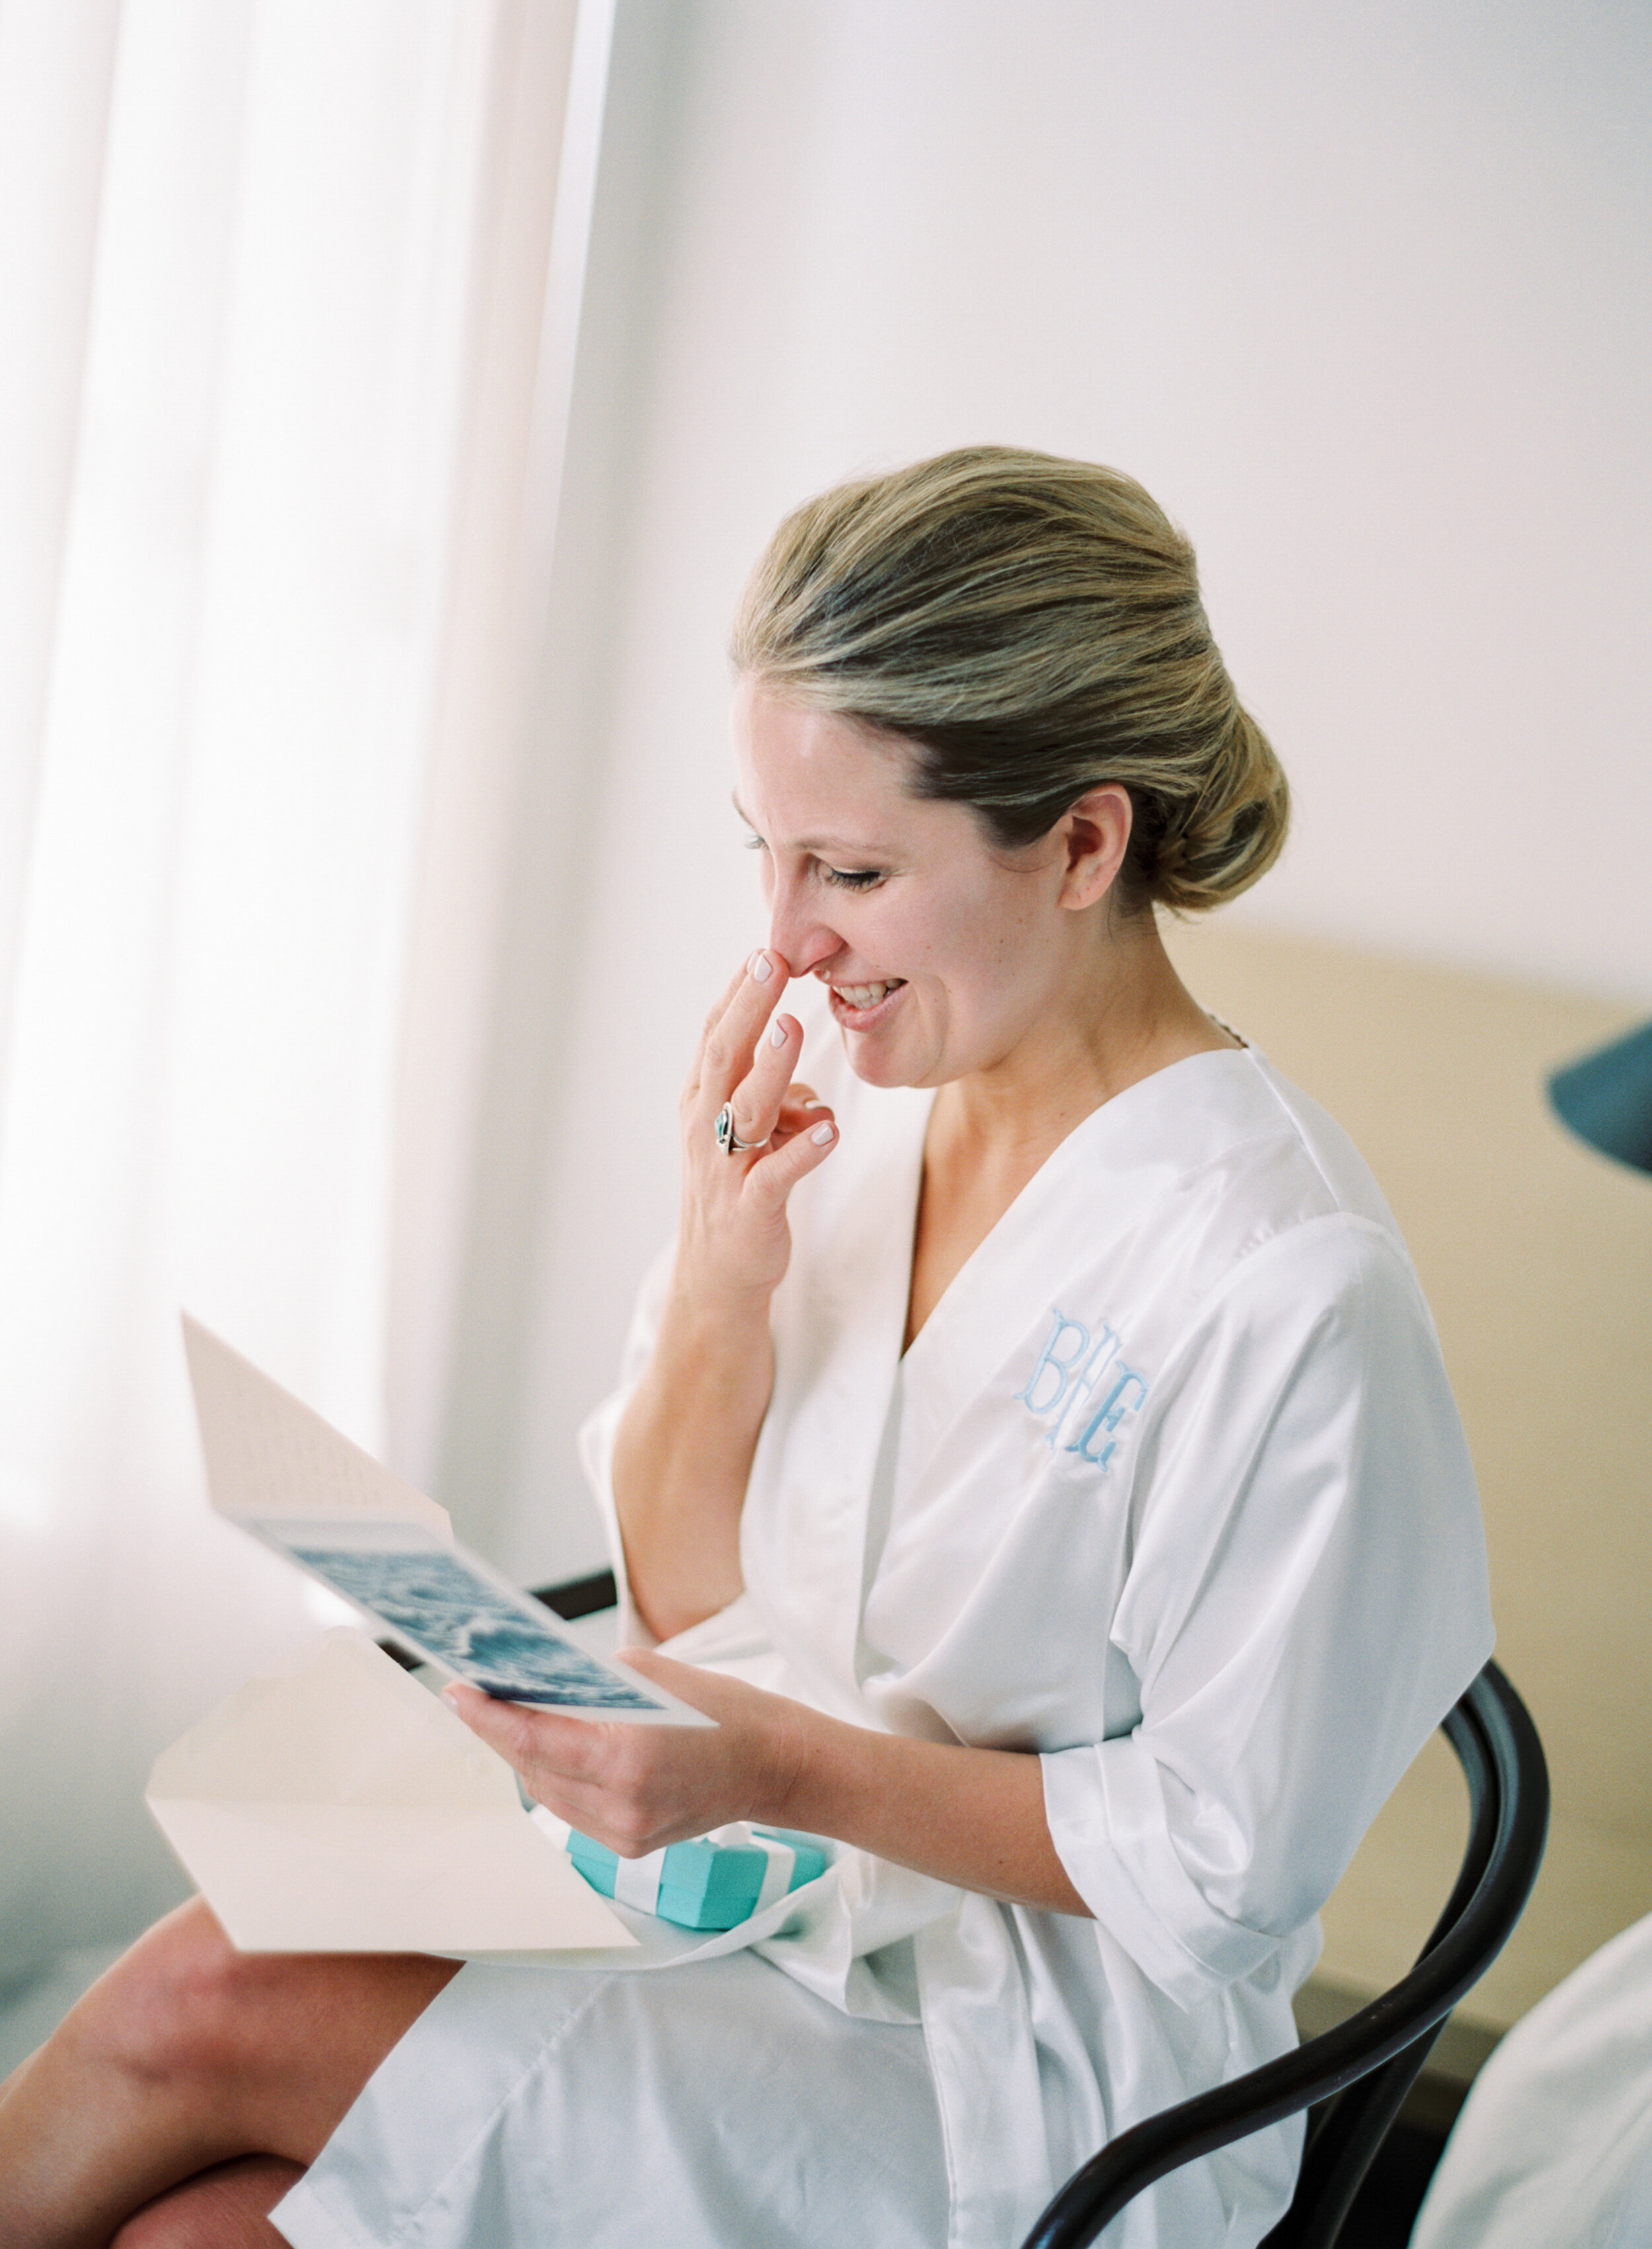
[810,1122,835,1145]
[769,1019,787,1047]
[748,951,772,982]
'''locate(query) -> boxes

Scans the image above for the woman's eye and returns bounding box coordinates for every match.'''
[821,866,883,891]
[742,833,768,854]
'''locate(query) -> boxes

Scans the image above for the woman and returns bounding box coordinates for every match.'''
[0,449,1492,2248]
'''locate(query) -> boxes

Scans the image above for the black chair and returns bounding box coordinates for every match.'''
[1019,1661,1548,2249]
[526,1582,1548,2249]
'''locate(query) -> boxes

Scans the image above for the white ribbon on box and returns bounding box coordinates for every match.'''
[728,1825,800,1913]
[613,1847,668,1911]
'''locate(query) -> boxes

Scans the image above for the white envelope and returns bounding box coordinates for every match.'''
[147,1630,636,1956]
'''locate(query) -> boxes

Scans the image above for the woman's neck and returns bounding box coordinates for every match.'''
[928,912,1235,1180]
[904,917,1236,1350]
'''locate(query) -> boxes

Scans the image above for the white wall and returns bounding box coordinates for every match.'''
[451,0,1652,1582]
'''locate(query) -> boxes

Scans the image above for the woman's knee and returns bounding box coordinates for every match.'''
[68,1896,459,2133]
[67,1896,278,2088]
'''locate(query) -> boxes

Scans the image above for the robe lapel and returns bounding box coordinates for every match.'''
[891,1050,1273,1504]
[893,1098,1140,1504]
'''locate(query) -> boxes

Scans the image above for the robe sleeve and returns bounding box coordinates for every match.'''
[575,1239,675,1648]
[1040,1213,1493,2010]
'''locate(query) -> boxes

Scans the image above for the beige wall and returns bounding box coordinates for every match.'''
[1165,921,1652,2027]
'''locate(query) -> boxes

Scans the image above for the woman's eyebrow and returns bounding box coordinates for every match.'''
[730,792,887,858]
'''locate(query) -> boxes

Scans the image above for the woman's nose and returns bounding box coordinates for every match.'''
[767,881,839,977]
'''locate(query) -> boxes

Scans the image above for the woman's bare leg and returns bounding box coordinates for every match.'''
[110,2156,303,2248]
[0,1895,459,2249]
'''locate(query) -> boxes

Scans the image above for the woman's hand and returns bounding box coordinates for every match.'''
[608,950,841,1642]
[444,1654,1092,1917]
[443,1655,807,1857]
[676,948,839,1308]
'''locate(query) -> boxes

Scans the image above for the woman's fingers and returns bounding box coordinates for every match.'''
[443,1665,790,1859]
[444,1683,602,1784]
[443,1687,652,1843]
[673,952,834,1301]
[685,959,757,1102]
[770,1083,824,1146]
[694,950,789,1117]
[722,1010,806,1147]
[742,1100,837,1203]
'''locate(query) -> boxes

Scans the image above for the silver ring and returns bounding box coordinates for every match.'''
[714,1102,768,1155]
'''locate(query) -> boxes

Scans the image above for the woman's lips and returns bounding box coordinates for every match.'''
[826,977,907,1026]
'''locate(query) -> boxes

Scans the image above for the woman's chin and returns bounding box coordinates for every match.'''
[843,1048,909,1088]
[837,1025,934,1090]
[831,981,920,1084]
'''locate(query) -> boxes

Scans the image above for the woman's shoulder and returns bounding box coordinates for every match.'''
[1052,1044,1404,1250]
[1028,1043,1431,1357]
[1234,1046,1406,1237]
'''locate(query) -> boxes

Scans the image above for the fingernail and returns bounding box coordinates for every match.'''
[810,1122,835,1145]
[748,950,772,982]
[769,1019,788,1047]
[802,1098,825,1110]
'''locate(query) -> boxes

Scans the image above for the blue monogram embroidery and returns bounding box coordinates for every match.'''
[1014,1307,1148,1470]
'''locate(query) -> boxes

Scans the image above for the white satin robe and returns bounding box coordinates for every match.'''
[276,1024,1494,2249]
[575,1024,1495,2249]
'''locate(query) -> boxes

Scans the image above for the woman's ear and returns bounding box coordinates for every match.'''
[1057,784,1133,911]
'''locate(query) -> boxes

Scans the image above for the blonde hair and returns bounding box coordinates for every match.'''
[730,446,1288,913]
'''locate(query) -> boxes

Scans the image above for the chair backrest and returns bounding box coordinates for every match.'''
[1018,1660,1550,2249]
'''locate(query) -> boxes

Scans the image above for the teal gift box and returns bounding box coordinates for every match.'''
[566,1824,829,1931]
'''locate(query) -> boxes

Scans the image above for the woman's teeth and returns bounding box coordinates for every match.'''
[833,979,903,1009]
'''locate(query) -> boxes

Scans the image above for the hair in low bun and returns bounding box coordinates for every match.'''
[1137,702,1291,913]
[732,446,1289,913]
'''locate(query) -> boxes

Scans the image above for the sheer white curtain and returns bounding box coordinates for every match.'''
[0,0,595,1982]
